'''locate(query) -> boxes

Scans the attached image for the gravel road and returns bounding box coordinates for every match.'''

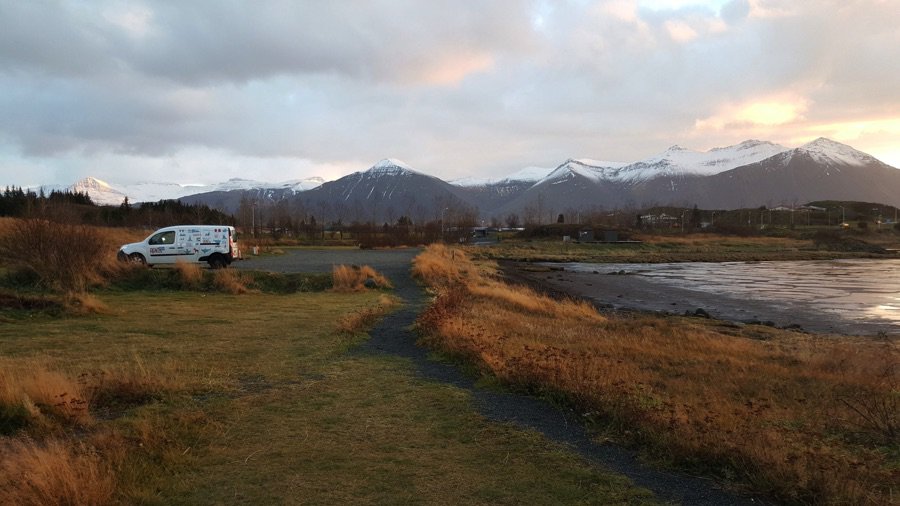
[236,248,767,505]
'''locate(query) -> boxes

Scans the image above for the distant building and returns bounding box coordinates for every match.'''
[640,213,678,226]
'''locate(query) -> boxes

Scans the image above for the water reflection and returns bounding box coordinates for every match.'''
[561,259,900,329]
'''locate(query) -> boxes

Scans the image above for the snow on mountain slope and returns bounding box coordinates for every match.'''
[451,166,554,187]
[71,177,128,206]
[795,137,881,167]
[279,177,325,192]
[611,140,788,183]
[116,181,205,202]
[336,159,441,201]
[359,158,428,179]
[373,158,415,171]
[31,175,325,205]
[540,159,629,185]
[117,177,323,201]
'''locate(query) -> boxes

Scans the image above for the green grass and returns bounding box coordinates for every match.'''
[477,232,900,263]
[0,289,658,505]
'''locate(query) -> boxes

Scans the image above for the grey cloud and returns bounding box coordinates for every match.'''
[720,0,750,24]
[0,0,535,85]
[0,0,898,186]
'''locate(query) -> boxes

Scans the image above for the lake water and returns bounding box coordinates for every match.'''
[554,259,900,335]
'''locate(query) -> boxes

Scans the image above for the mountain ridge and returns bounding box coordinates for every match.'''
[34,138,900,220]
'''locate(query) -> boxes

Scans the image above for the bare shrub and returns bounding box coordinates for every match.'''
[0,437,115,506]
[332,265,392,292]
[0,218,117,294]
[833,361,899,446]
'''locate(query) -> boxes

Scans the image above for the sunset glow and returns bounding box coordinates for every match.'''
[0,0,896,187]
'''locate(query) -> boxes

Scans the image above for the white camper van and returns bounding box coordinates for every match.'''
[118,225,239,268]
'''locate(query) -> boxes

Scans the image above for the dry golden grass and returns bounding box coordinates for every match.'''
[0,359,92,429]
[0,356,184,435]
[414,244,899,505]
[173,260,204,288]
[332,264,392,292]
[336,294,400,334]
[0,437,115,506]
[211,268,254,294]
[0,355,190,503]
[61,292,109,315]
[414,244,604,324]
[411,243,470,285]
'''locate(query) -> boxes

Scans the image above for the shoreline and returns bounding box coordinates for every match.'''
[500,260,897,337]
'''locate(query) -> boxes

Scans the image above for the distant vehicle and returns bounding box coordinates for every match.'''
[118,225,239,268]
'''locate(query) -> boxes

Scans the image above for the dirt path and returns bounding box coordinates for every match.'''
[238,249,767,505]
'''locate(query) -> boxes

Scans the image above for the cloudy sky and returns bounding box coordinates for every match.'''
[1,0,898,188]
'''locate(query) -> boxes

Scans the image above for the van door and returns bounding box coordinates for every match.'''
[176,227,201,262]
[147,229,179,264]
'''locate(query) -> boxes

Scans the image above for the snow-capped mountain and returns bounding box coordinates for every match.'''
[32,174,325,207]
[613,140,787,183]
[451,166,554,187]
[788,137,881,167]
[28,138,900,220]
[286,159,475,223]
[336,159,435,199]
[682,138,900,208]
[488,139,899,215]
[70,177,128,206]
[451,166,556,213]
[537,159,628,185]
[209,177,324,193]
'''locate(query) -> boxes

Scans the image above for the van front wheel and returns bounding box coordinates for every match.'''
[208,254,227,269]
[128,253,147,266]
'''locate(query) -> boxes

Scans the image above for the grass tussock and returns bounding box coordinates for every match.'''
[336,294,400,335]
[211,268,256,294]
[0,437,115,506]
[0,357,182,436]
[414,243,603,323]
[0,361,92,431]
[414,244,900,505]
[62,292,108,315]
[0,355,189,503]
[332,264,392,292]
[173,261,204,289]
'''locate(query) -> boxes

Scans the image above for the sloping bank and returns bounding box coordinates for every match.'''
[412,244,898,506]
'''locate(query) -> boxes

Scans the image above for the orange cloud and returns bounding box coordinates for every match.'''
[418,52,495,86]
[695,94,810,130]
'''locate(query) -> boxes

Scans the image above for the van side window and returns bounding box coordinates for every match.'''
[149,231,176,245]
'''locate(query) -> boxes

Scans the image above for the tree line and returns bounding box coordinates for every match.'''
[0,187,233,228]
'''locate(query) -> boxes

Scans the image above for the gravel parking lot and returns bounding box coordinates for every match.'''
[234,247,420,280]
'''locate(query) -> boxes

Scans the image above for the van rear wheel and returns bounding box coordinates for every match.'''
[208,254,227,269]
